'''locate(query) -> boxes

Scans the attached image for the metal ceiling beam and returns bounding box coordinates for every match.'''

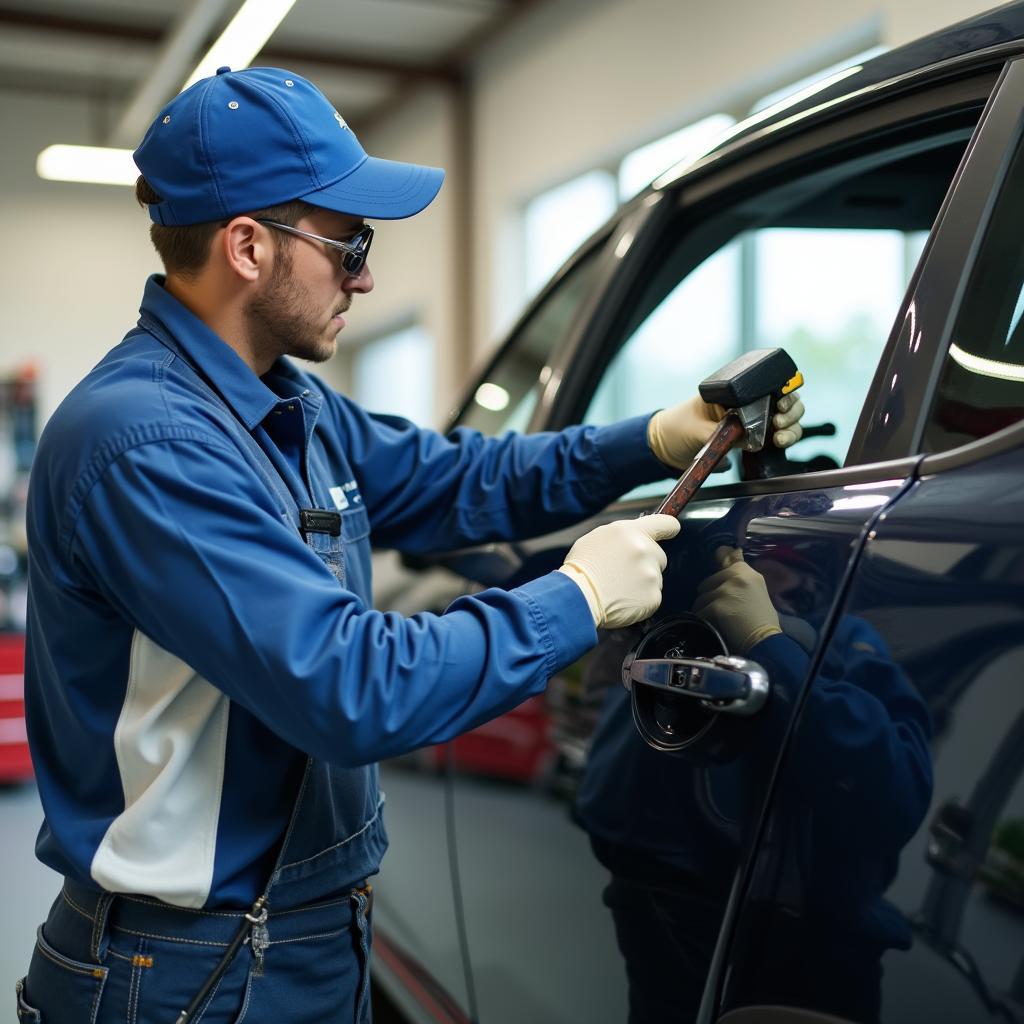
[259,44,459,84]
[0,7,163,43]
[108,0,236,147]
[0,6,464,86]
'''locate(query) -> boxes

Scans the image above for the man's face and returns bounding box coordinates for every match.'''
[245,208,374,366]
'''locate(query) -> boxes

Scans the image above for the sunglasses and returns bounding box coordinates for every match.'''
[257,219,374,277]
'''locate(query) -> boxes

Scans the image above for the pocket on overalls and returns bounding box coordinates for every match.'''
[305,506,369,589]
[105,931,254,1024]
[306,530,345,586]
[23,925,108,1023]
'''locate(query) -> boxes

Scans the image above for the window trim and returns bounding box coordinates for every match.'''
[850,57,1024,465]
[536,70,1000,500]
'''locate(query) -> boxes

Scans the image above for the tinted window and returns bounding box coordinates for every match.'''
[458,243,605,435]
[581,137,965,496]
[923,134,1024,452]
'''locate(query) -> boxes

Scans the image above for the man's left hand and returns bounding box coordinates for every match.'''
[647,392,805,471]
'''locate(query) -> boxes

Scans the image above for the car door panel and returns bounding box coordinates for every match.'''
[711,55,1024,1024]
[373,50,1018,1024]
[715,435,1024,1024]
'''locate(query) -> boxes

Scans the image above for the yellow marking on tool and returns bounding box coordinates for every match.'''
[781,371,804,394]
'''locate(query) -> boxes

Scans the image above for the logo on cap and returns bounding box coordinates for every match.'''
[333,110,348,130]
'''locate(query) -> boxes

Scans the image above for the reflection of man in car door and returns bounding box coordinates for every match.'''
[574,546,933,1024]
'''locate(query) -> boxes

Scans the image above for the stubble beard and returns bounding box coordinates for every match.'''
[244,245,349,367]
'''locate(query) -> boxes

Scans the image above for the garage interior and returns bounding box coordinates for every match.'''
[0,0,1006,1019]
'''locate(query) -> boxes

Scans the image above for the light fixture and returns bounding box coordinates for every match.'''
[184,0,297,89]
[36,145,139,187]
[37,0,297,186]
[474,383,510,412]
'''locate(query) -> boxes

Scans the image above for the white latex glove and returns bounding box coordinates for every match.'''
[692,546,782,654]
[558,514,681,629]
[647,393,805,470]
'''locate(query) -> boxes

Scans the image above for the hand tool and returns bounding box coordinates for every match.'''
[656,347,804,518]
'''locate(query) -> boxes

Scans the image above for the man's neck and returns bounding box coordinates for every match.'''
[164,274,271,376]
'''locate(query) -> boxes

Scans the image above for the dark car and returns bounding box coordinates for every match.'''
[369,6,1024,1023]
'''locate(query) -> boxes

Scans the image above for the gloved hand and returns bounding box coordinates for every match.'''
[692,546,781,654]
[647,392,805,470]
[558,514,680,629]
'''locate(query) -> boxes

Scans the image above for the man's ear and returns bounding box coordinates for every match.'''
[221,217,267,282]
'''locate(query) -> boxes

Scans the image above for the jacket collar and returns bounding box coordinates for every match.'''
[139,274,298,431]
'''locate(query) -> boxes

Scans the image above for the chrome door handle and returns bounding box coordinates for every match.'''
[622,653,770,716]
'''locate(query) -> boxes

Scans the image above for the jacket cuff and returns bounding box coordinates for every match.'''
[514,570,598,676]
[591,414,673,491]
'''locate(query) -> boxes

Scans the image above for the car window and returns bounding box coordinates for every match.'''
[457,242,606,436]
[922,132,1024,453]
[581,134,968,498]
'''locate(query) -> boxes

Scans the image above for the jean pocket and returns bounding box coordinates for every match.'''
[25,925,108,1024]
[15,977,41,1023]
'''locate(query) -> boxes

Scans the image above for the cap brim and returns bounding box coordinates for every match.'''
[301,155,444,220]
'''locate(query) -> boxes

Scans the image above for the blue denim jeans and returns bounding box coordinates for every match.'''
[16,880,373,1023]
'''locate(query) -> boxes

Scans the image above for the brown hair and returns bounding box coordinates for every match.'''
[135,176,318,277]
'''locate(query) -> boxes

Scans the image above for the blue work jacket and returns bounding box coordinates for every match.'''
[25,275,668,909]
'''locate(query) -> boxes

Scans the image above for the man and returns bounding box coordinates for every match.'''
[19,67,803,1023]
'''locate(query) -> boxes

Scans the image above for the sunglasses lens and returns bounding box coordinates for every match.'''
[342,229,371,276]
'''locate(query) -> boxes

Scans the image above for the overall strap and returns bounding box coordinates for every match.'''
[138,313,305,537]
[132,318,323,1021]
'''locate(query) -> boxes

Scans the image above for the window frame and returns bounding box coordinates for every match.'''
[531,68,1003,501]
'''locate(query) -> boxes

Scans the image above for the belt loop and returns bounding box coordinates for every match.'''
[90,892,115,962]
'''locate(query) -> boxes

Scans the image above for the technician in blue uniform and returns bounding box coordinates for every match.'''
[19,67,803,1023]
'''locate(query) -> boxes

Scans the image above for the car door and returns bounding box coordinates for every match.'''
[377,57,1010,1024]
[713,56,1024,1024]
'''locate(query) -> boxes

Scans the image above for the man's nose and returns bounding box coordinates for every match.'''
[344,264,374,294]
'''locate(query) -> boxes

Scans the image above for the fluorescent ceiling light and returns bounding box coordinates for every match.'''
[474,383,510,412]
[36,145,138,186]
[38,0,297,186]
[184,0,298,89]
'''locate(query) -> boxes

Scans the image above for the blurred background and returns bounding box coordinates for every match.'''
[0,0,998,1006]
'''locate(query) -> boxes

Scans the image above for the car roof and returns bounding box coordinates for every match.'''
[654,1,1024,192]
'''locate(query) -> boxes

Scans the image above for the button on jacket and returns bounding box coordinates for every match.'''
[26,275,669,909]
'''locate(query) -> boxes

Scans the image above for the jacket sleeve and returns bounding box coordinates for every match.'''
[68,435,597,767]
[320,389,671,553]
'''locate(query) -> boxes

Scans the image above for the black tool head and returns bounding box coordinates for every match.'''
[699,348,797,408]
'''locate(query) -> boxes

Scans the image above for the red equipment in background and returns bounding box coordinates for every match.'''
[0,632,31,781]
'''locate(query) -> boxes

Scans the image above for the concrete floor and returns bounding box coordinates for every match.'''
[0,782,62,999]
[1,769,628,1023]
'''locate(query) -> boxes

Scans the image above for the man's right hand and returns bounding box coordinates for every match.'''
[557,514,681,629]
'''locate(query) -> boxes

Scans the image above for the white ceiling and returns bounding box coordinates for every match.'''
[0,0,537,142]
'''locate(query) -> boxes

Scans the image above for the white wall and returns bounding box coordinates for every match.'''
[0,0,1000,427]
[0,92,161,422]
[468,0,996,349]
[324,84,461,426]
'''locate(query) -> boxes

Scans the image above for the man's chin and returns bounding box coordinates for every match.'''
[288,338,337,365]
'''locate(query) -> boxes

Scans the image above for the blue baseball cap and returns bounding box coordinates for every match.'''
[134,66,444,225]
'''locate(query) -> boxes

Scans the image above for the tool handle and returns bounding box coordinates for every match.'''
[656,414,745,519]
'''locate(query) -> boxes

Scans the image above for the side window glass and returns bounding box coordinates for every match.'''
[583,138,960,498]
[923,136,1024,452]
[458,244,605,436]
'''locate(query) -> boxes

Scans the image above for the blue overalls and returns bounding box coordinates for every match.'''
[19,319,388,1024]
[20,273,659,1022]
